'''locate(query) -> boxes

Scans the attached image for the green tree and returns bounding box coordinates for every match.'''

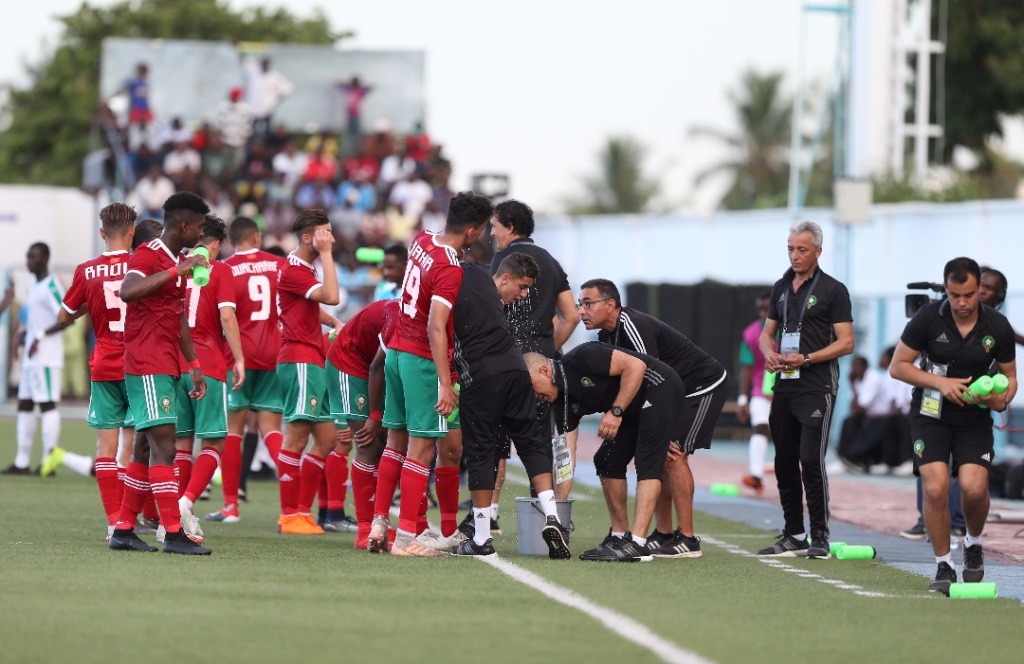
[0,0,346,186]
[690,69,792,210]
[564,135,662,215]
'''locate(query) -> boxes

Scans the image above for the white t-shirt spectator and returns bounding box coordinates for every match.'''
[216,101,254,149]
[378,154,417,189]
[163,146,201,177]
[855,369,893,417]
[134,174,175,213]
[389,178,433,222]
[244,59,294,118]
[272,149,308,188]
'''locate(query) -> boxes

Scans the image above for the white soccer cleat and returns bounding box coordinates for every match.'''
[417,530,467,551]
[178,496,205,541]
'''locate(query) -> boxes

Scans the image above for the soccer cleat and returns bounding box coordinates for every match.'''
[198,487,211,501]
[644,529,674,554]
[367,515,390,553]
[1,464,30,475]
[457,511,475,539]
[205,504,240,523]
[278,514,324,535]
[451,538,496,556]
[900,523,926,540]
[741,474,764,492]
[163,529,212,555]
[178,497,204,541]
[580,532,652,562]
[354,524,370,550]
[323,515,359,533]
[428,530,468,551]
[391,534,449,557]
[929,561,957,595]
[40,447,66,477]
[756,533,810,557]
[962,544,985,582]
[108,529,158,552]
[155,525,166,543]
[649,530,702,559]
[807,532,831,559]
[238,487,248,502]
[541,516,571,560]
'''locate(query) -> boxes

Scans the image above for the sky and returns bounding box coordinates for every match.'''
[0,0,841,213]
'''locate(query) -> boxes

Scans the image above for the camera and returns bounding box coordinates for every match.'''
[905,281,945,317]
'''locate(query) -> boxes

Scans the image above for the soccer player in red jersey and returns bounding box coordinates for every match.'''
[207,216,289,523]
[55,203,137,540]
[369,191,494,557]
[108,191,212,555]
[174,215,245,539]
[275,208,347,535]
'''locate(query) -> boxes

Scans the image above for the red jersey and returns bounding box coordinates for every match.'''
[327,299,397,380]
[177,261,235,382]
[389,231,463,361]
[223,248,288,370]
[123,240,186,377]
[277,253,326,366]
[61,250,131,382]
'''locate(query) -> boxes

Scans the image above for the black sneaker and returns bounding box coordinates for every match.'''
[457,511,476,539]
[108,529,158,552]
[490,517,502,535]
[929,561,957,595]
[580,532,653,562]
[900,523,926,540]
[807,532,831,559]
[163,530,212,555]
[541,516,571,560]
[757,533,810,557]
[644,529,674,555]
[238,487,248,502]
[323,515,359,533]
[962,544,985,582]
[650,530,702,559]
[1,464,30,476]
[451,537,496,556]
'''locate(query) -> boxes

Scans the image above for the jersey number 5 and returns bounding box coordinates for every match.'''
[102,280,126,332]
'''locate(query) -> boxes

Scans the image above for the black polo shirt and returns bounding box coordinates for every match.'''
[766,266,853,395]
[490,238,571,358]
[597,306,725,397]
[900,300,1015,418]
[452,263,527,389]
[552,341,679,432]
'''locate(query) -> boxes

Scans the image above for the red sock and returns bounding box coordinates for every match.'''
[185,446,220,503]
[373,448,405,518]
[435,466,460,537]
[221,434,242,507]
[318,466,329,512]
[326,450,348,510]
[351,461,377,529]
[95,457,121,526]
[417,491,429,536]
[297,453,326,515]
[142,491,159,522]
[149,464,181,534]
[263,430,283,463]
[114,462,149,530]
[174,451,193,498]
[117,467,125,508]
[276,449,301,515]
[397,459,430,534]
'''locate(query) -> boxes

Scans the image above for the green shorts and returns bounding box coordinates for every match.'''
[227,368,283,413]
[175,373,228,439]
[382,349,458,438]
[88,380,133,429]
[125,374,179,432]
[327,360,370,423]
[277,362,333,424]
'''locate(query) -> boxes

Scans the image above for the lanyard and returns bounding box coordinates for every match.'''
[781,270,820,333]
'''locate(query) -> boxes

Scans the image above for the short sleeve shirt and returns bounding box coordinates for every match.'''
[452,263,526,389]
[61,251,131,381]
[389,231,463,361]
[328,299,390,380]
[178,262,235,382]
[223,248,288,370]
[490,239,571,358]
[23,274,65,368]
[277,253,326,366]
[123,240,186,377]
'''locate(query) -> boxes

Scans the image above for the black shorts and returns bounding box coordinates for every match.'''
[678,379,727,453]
[496,398,550,460]
[910,413,994,476]
[461,371,552,491]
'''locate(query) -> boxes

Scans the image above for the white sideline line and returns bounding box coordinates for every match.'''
[478,555,712,664]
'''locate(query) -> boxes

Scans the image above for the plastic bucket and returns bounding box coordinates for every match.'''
[514,497,573,556]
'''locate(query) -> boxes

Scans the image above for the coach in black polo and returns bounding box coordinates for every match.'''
[758,220,853,560]
[889,257,1016,595]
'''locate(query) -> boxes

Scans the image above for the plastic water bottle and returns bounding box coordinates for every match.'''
[191,246,211,287]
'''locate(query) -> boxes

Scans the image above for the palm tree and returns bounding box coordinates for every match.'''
[564,135,661,215]
[690,69,792,210]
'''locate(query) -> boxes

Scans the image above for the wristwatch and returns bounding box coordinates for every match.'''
[610,405,624,417]
[803,353,813,368]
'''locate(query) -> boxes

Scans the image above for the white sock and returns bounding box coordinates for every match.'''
[611,531,626,539]
[473,508,490,546]
[536,489,557,520]
[179,495,194,512]
[791,532,807,541]
[489,503,500,520]
[964,532,983,548]
[749,434,769,477]
[41,409,61,458]
[63,451,94,477]
[936,552,953,566]
[15,411,38,468]
[632,533,647,546]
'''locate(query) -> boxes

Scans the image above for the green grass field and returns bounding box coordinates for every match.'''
[1,420,1021,663]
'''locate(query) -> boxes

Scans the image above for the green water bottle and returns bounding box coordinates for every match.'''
[447,383,461,423]
[191,246,211,287]
[762,370,776,397]
[992,373,1009,394]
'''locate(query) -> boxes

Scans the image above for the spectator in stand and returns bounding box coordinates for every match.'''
[130,143,160,181]
[342,142,380,185]
[389,165,433,231]
[243,56,294,140]
[157,116,194,150]
[422,158,454,234]
[262,204,299,254]
[216,87,254,173]
[266,171,293,208]
[405,122,431,164]
[190,122,213,153]
[293,177,336,212]
[838,349,912,474]
[336,170,377,241]
[835,355,876,469]
[242,140,274,179]
[337,76,372,154]
[272,140,308,189]
[303,140,338,183]
[163,140,201,185]
[265,124,290,154]
[127,118,160,157]
[202,132,233,182]
[110,62,152,127]
[305,130,339,159]
[233,171,268,211]
[378,143,416,196]
[133,163,174,219]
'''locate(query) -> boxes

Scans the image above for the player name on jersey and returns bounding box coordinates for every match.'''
[83,261,129,281]
[408,242,435,272]
[230,260,282,277]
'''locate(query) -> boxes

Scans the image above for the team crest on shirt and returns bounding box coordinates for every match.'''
[982,335,995,354]
[807,296,818,309]
[310,397,319,412]
[357,395,367,412]
[581,377,594,388]
[161,396,172,414]
[913,439,925,458]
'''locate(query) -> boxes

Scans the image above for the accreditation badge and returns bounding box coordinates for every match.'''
[919,360,947,419]
[780,332,801,380]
